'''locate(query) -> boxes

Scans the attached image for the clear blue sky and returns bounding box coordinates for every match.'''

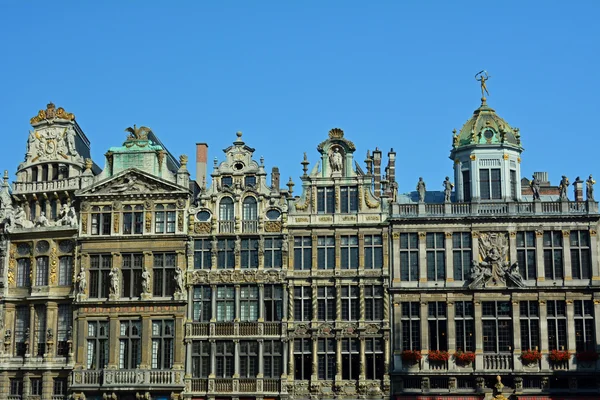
[1,1,599,194]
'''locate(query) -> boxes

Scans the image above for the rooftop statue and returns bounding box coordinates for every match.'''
[416,177,426,202]
[475,70,491,100]
[559,175,569,201]
[530,174,541,200]
[587,174,595,201]
[443,177,453,203]
[329,147,343,175]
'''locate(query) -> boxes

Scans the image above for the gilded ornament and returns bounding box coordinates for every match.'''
[364,189,379,209]
[295,189,310,211]
[145,212,152,231]
[8,244,16,285]
[30,102,75,124]
[81,213,88,233]
[509,231,516,237]
[49,247,58,284]
[535,230,543,237]
[590,230,597,236]
[445,232,453,238]
[113,213,120,233]
[392,232,400,240]
[418,232,426,238]
[264,221,282,232]
[328,128,344,139]
[562,230,570,237]
[177,211,183,232]
[471,231,480,238]
[81,202,91,212]
[194,222,211,234]
[124,124,151,141]
[503,154,509,160]
[470,155,477,161]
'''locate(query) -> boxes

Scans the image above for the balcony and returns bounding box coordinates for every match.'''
[483,353,513,370]
[242,220,258,233]
[13,177,81,195]
[71,369,185,388]
[391,201,598,219]
[186,321,282,338]
[219,220,235,234]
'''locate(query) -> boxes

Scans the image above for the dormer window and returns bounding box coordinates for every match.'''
[244,176,256,187]
[242,197,258,233]
[340,186,358,213]
[91,206,112,235]
[317,187,335,214]
[219,197,235,234]
[222,176,233,187]
[123,205,144,235]
[480,169,501,200]
[155,204,176,234]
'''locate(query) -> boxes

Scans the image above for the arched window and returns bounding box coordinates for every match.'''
[219,197,235,234]
[242,197,258,233]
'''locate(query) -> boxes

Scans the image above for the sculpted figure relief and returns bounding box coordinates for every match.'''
[469,232,524,289]
[329,147,343,174]
[76,267,87,295]
[141,268,151,294]
[109,266,120,296]
[174,267,185,294]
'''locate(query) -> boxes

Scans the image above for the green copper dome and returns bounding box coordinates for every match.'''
[452,100,522,150]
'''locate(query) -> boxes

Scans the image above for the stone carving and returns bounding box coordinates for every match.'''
[264,221,282,232]
[469,232,524,289]
[329,147,343,174]
[35,212,52,227]
[416,177,426,202]
[293,324,309,336]
[194,222,211,234]
[530,174,541,200]
[141,268,151,294]
[587,174,595,201]
[365,323,380,334]
[26,125,82,163]
[109,266,120,296]
[318,323,334,336]
[174,267,185,294]
[58,204,78,228]
[3,206,34,231]
[559,175,569,201]
[443,176,453,202]
[188,269,286,285]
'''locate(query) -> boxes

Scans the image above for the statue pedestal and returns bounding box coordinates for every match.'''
[141,293,152,300]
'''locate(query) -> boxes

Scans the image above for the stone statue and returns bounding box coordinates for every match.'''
[65,129,77,156]
[416,177,426,202]
[469,232,524,289]
[443,177,453,202]
[141,268,151,294]
[58,204,78,228]
[174,268,185,294]
[76,267,87,294]
[6,205,34,230]
[234,236,241,254]
[329,147,343,174]
[530,174,541,200]
[559,176,569,201]
[35,212,50,227]
[475,70,491,98]
[586,174,595,201]
[109,266,120,296]
[281,236,289,253]
[258,238,265,256]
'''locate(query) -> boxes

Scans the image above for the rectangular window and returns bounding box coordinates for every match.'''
[193,239,212,270]
[152,320,174,369]
[543,231,564,280]
[216,286,235,321]
[193,286,212,322]
[317,286,336,321]
[155,204,177,234]
[517,232,537,280]
[57,304,72,357]
[340,186,358,213]
[294,338,312,380]
[122,253,143,298]
[217,239,235,269]
[240,285,258,321]
[239,341,259,378]
[510,170,517,200]
[482,301,512,353]
[221,176,233,187]
[264,237,282,268]
[16,258,31,287]
[264,285,283,322]
[53,378,68,396]
[574,300,595,352]
[520,301,540,351]
[401,302,421,351]
[547,300,567,351]
[294,286,312,321]
[244,175,256,187]
[341,338,359,380]
[317,236,335,269]
[31,378,43,396]
[428,302,447,351]
[453,233,472,281]
[91,206,111,235]
[426,233,445,281]
[455,301,474,352]
[15,306,30,356]
[58,256,73,286]
[263,340,282,378]
[570,231,591,279]
[35,256,49,286]
[241,238,259,268]
[462,170,471,201]
[122,205,144,235]
[192,341,210,378]
[87,321,109,369]
[365,338,384,380]
[119,320,141,369]
[340,235,358,269]
[364,234,383,269]
[34,305,46,356]
[400,233,419,281]
[215,341,234,378]
[89,254,112,298]
[317,187,335,213]
[480,168,501,200]
[364,285,383,321]
[153,253,176,297]
[341,285,359,321]
[9,379,23,397]
[293,236,312,270]
[318,338,336,380]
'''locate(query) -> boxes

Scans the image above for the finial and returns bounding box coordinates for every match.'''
[235,131,243,142]
[287,177,295,194]
[3,170,8,185]
[260,156,264,166]
[213,157,218,167]
[301,152,309,176]
[475,70,491,104]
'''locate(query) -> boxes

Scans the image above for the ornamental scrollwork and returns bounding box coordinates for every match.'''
[187,269,287,285]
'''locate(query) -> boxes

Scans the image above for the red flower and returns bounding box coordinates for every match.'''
[521,349,542,364]
[548,349,571,362]
[401,350,422,363]
[454,351,476,364]
[575,350,599,362]
[428,350,450,362]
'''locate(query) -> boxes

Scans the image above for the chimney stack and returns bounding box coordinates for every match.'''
[271,167,280,191]
[574,176,584,202]
[373,148,382,197]
[196,143,208,188]
[387,148,396,193]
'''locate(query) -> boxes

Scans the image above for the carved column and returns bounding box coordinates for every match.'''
[282,339,289,378]
[45,301,58,359]
[418,232,427,284]
[335,337,342,379]
[142,251,153,300]
[258,339,264,378]
[27,304,35,358]
[312,284,318,322]
[140,316,152,369]
[535,230,545,282]
[358,232,365,270]
[383,286,390,327]
[233,339,240,378]
[359,337,366,379]
[593,298,600,349]
[209,340,216,378]
[282,283,289,322]
[288,283,294,322]
[447,302,456,366]
[538,300,550,369]
[335,232,341,270]
[511,300,522,370]
[311,337,318,380]
[211,284,217,322]
[566,300,576,352]
[590,230,599,281]
[311,234,318,271]
[234,285,241,322]
[391,232,401,286]
[359,283,365,321]
[563,230,572,281]
[474,300,483,369]
[258,284,264,322]
[108,316,119,368]
[335,281,342,322]
[445,232,454,282]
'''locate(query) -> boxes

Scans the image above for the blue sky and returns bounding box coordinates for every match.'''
[1,1,599,194]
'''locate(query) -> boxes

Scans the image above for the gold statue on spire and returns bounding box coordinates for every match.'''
[475,70,491,101]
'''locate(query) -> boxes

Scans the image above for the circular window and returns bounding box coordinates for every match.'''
[484,129,494,140]
[234,162,244,170]
[36,240,50,254]
[196,211,211,222]
[17,243,31,256]
[266,209,281,220]
[59,240,74,253]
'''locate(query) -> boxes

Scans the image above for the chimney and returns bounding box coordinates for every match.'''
[196,143,209,188]
[533,171,550,186]
[373,148,382,197]
[387,148,396,186]
[574,176,584,202]
[271,167,280,191]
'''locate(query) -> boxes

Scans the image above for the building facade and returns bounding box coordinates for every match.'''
[0,90,599,400]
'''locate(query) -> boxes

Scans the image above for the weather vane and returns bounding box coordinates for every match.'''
[475,70,491,102]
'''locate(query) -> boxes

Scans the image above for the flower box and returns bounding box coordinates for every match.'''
[428,350,450,362]
[548,349,571,363]
[454,351,476,365]
[575,350,599,362]
[521,349,542,364]
[401,350,422,364]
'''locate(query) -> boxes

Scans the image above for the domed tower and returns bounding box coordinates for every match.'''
[449,75,523,202]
